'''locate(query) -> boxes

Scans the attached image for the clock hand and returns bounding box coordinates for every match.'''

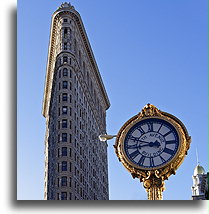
[138,140,150,144]
[139,141,161,149]
[130,137,149,144]
[154,140,161,148]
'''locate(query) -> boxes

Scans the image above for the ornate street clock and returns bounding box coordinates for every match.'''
[114,104,191,200]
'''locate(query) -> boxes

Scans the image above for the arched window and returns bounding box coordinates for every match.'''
[61,161,67,171]
[63,68,68,76]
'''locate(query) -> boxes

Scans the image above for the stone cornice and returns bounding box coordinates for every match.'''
[42,7,110,117]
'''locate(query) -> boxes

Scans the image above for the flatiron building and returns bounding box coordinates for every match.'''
[42,2,110,200]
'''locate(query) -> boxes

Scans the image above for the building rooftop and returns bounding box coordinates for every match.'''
[194,164,205,176]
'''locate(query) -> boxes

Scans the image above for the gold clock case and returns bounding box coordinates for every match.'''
[114,104,191,200]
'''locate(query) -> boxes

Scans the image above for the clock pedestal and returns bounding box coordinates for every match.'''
[143,176,165,200]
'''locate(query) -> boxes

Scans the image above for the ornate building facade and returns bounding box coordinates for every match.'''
[42,2,110,200]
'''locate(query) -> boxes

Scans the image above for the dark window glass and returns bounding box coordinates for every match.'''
[62,161,67,171]
[64,28,67,38]
[61,176,67,186]
[61,192,67,200]
[63,56,68,63]
[62,119,67,128]
[62,93,67,101]
[63,81,68,89]
[63,68,68,76]
[62,133,67,142]
[64,43,67,50]
[64,19,68,22]
[58,121,60,129]
[62,147,67,156]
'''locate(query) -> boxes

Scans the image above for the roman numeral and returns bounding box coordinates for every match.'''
[166,140,176,145]
[163,148,175,155]
[129,150,140,159]
[159,155,166,163]
[138,156,145,165]
[150,157,155,167]
[157,123,163,133]
[147,122,153,132]
[137,126,145,135]
[128,136,139,142]
[126,144,138,149]
[163,130,173,138]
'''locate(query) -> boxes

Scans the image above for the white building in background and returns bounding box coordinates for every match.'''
[191,164,208,200]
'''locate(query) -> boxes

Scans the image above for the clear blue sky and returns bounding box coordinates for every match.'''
[18,0,208,201]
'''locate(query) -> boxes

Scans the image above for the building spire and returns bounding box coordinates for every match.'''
[196,148,200,165]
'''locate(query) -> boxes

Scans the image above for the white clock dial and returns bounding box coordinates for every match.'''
[124,118,179,169]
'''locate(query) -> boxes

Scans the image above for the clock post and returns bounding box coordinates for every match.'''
[143,173,165,200]
[114,104,191,200]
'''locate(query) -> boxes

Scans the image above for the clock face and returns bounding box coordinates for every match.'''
[123,118,180,169]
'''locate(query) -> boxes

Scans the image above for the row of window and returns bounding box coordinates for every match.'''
[59,93,70,102]
[61,81,68,89]
[58,106,69,115]
[57,161,71,172]
[58,133,72,143]
[57,192,70,200]
[57,176,71,187]
[58,119,69,129]
[58,68,72,78]
[57,147,70,157]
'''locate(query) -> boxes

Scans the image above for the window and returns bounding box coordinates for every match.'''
[62,106,67,114]
[69,107,72,116]
[62,161,67,171]
[63,56,68,63]
[64,43,67,50]
[61,192,67,200]
[64,28,68,38]
[63,81,68,89]
[61,176,67,186]
[64,18,68,22]
[62,133,67,142]
[79,50,81,65]
[57,163,60,172]
[62,119,67,128]
[62,147,67,156]
[74,39,77,55]
[62,93,67,101]
[63,68,68,76]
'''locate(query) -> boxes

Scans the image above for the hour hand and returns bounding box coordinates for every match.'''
[138,140,150,144]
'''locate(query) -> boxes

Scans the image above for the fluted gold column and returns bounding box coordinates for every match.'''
[143,177,165,200]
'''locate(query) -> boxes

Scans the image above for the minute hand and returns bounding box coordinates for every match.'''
[138,140,150,144]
